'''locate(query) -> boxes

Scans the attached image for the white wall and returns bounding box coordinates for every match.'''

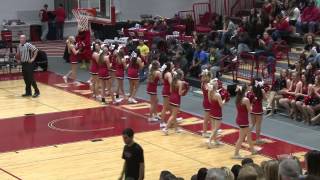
[0,0,54,23]
[116,0,208,21]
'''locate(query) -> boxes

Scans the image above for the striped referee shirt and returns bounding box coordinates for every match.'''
[18,42,37,62]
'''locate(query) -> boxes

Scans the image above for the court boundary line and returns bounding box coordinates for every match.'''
[0,168,22,180]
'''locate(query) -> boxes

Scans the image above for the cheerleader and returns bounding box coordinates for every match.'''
[115,48,127,102]
[63,36,80,85]
[200,69,212,138]
[250,78,266,144]
[305,75,320,124]
[279,71,301,119]
[162,69,186,135]
[90,41,101,98]
[160,62,173,128]
[295,73,312,122]
[96,49,115,104]
[147,61,161,121]
[127,51,144,104]
[233,85,257,159]
[109,44,117,99]
[207,79,225,148]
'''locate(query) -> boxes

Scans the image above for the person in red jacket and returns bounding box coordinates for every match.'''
[296,1,320,35]
[55,3,66,40]
[39,4,49,41]
[271,13,291,41]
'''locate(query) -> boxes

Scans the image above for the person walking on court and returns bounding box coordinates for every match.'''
[55,3,66,40]
[39,4,49,41]
[119,128,145,180]
[17,35,40,98]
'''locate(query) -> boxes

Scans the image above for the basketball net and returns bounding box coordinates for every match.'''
[72,9,90,31]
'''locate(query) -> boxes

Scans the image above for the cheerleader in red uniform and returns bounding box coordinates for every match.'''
[233,85,257,159]
[114,48,127,103]
[160,62,173,128]
[162,69,186,135]
[63,36,80,85]
[200,69,212,138]
[96,49,115,104]
[127,51,144,104]
[90,41,101,98]
[279,71,302,118]
[207,79,225,148]
[295,73,312,122]
[249,78,266,144]
[147,61,161,122]
[305,75,320,124]
[109,44,117,99]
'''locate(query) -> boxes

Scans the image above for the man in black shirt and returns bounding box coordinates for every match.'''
[119,128,144,180]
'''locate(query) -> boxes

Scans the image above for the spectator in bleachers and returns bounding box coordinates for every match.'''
[219,16,236,46]
[257,32,276,74]
[278,158,302,180]
[304,150,320,177]
[266,69,290,116]
[286,1,300,31]
[190,45,209,77]
[191,168,208,180]
[271,13,291,41]
[231,164,242,180]
[185,14,195,36]
[261,160,279,180]
[296,0,320,35]
[237,165,258,180]
[221,167,235,180]
[241,158,254,166]
[205,168,226,180]
[208,47,223,78]
[303,33,320,53]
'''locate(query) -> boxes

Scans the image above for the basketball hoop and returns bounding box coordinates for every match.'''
[72,8,97,31]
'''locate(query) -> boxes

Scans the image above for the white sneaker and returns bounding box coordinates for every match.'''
[148,117,159,122]
[116,98,123,103]
[131,98,138,104]
[175,127,183,133]
[202,132,211,138]
[162,128,168,135]
[160,122,166,128]
[63,76,68,83]
[217,129,222,135]
[176,117,183,122]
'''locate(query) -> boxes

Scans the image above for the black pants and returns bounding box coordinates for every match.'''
[56,22,64,40]
[22,62,39,95]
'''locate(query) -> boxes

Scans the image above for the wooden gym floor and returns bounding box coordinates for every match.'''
[0,72,309,179]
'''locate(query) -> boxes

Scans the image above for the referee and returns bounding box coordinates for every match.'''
[17,35,40,98]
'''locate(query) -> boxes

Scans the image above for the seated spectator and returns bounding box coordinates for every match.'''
[231,164,242,180]
[219,16,236,46]
[286,1,300,30]
[256,31,276,74]
[303,33,320,67]
[261,160,279,180]
[278,158,302,180]
[221,167,235,180]
[304,150,320,177]
[266,69,290,116]
[191,168,208,180]
[208,47,223,78]
[160,170,184,180]
[205,168,226,180]
[241,158,254,166]
[270,13,291,41]
[295,0,320,35]
[237,165,258,180]
[190,45,209,77]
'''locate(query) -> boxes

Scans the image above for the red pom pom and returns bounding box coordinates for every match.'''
[246,91,255,103]
[219,88,230,102]
[304,96,312,105]
[181,82,189,96]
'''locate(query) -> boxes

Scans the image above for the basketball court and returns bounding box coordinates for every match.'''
[0,72,310,179]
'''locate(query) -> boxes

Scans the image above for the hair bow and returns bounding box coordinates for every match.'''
[130,51,137,58]
[201,69,209,76]
[173,71,178,76]
[160,64,167,72]
[255,80,264,88]
[236,86,242,92]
